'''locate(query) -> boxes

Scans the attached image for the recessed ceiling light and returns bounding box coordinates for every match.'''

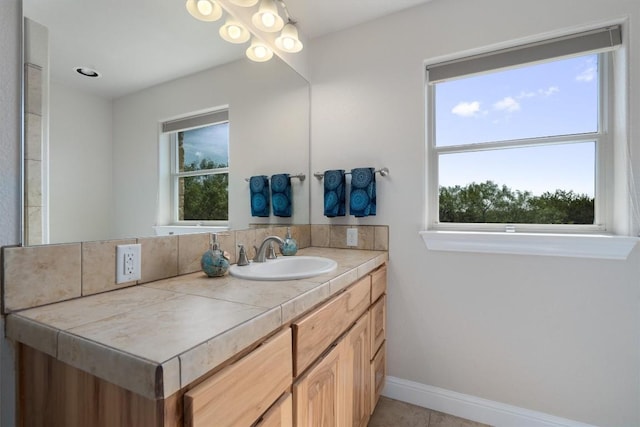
[74,67,101,78]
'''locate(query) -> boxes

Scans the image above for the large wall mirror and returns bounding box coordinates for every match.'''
[22,0,310,246]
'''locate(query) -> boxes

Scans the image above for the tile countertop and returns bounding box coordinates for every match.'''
[6,247,387,400]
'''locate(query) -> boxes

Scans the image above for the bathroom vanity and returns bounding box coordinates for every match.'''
[7,247,387,427]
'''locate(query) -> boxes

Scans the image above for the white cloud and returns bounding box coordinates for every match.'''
[493,96,520,112]
[518,90,536,99]
[539,86,559,96]
[451,101,481,117]
[576,66,596,82]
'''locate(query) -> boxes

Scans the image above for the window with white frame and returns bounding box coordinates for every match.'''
[162,110,229,224]
[426,26,622,233]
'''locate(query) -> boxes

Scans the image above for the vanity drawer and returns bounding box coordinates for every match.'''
[184,328,292,427]
[293,275,371,376]
[370,265,387,303]
[256,392,293,427]
[370,295,386,357]
[371,342,386,413]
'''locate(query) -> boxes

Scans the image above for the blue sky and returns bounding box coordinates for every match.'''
[435,53,598,197]
[181,122,229,168]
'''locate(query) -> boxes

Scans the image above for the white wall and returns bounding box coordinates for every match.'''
[0,1,22,425]
[308,0,640,426]
[49,82,114,243]
[112,57,309,239]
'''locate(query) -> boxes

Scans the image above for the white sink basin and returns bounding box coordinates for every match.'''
[229,256,337,281]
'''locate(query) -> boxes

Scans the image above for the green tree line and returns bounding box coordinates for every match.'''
[439,181,594,224]
[182,158,228,221]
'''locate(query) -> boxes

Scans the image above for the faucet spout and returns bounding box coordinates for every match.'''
[253,236,285,262]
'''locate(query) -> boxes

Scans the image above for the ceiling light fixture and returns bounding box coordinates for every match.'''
[251,0,284,33]
[185,0,223,22]
[185,0,303,62]
[219,18,251,44]
[275,22,303,53]
[246,37,273,62]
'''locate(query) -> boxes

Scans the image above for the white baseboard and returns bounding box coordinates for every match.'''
[382,376,598,427]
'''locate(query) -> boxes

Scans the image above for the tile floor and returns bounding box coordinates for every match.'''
[368,397,491,427]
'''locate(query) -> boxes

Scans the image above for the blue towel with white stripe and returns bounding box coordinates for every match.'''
[349,167,376,217]
[249,175,270,217]
[271,173,292,217]
[324,170,346,217]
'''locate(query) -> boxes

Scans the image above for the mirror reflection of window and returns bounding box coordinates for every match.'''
[164,110,230,225]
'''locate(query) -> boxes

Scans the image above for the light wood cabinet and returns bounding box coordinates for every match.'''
[17,262,387,427]
[371,342,386,412]
[370,295,386,358]
[292,264,387,427]
[343,312,371,427]
[292,274,371,376]
[184,328,292,427]
[256,393,293,427]
[293,341,344,426]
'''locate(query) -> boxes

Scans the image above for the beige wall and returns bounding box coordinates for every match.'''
[309,0,640,425]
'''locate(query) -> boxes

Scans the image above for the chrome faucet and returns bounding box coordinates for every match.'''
[253,236,285,262]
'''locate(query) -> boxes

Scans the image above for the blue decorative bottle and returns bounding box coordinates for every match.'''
[201,233,230,277]
[280,227,298,256]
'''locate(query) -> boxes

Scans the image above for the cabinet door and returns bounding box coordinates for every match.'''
[343,312,371,427]
[293,342,344,427]
[257,393,293,427]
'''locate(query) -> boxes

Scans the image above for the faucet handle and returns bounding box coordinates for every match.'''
[266,242,277,260]
[237,244,250,266]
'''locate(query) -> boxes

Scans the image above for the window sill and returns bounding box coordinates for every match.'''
[154,225,229,236]
[419,230,638,260]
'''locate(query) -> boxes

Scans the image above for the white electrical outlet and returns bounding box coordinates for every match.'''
[116,244,141,284]
[346,228,358,247]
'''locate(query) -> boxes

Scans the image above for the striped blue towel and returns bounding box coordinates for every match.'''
[349,167,376,217]
[249,175,270,217]
[324,170,346,217]
[271,173,292,217]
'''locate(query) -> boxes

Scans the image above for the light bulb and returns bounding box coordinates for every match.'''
[251,0,283,32]
[282,37,295,50]
[275,23,303,53]
[196,0,213,15]
[228,25,242,40]
[254,45,267,58]
[220,19,250,44]
[186,0,222,21]
[246,38,273,62]
[261,12,276,28]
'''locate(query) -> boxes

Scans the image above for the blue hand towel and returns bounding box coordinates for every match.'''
[249,175,270,217]
[324,170,346,217]
[271,173,292,217]
[349,167,376,217]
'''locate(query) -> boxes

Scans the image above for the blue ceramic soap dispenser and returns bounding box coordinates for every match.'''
[201,233,230,277]
[280,227,298,256]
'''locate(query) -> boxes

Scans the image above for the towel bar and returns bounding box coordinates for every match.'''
[244,173,306,182]
[313,167,389,180]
